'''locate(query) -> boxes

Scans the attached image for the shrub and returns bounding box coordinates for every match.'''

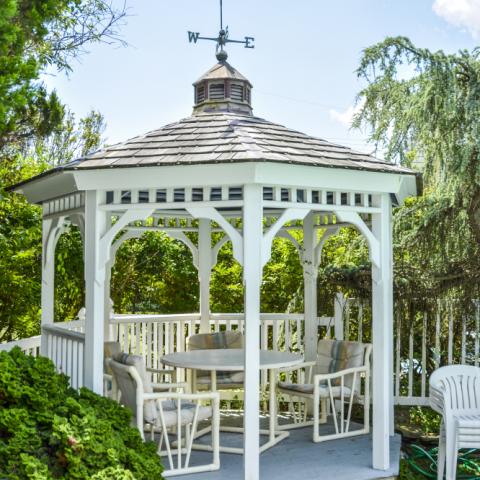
[0,347,164,479]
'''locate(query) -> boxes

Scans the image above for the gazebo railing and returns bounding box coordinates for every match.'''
[42,321,85,389]
[109,312,337,386]
[0,334,41,357]
[3,299,480,407]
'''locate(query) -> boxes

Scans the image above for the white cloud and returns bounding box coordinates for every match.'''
[329,102,363,127]
[433,0,480,39]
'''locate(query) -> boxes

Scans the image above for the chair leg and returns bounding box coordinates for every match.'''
[450,445,458,480]
[320,398,327,424]
[437,423,446,480]
[445,427,457,480]
[313,393,319,442]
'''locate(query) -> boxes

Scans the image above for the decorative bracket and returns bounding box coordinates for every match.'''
[262,209,308,267]
[314,227,339,269]
[99,208,155,268]
[335,211,380,268]
[168,231,199,269]
[187,206,243,265]
[43,216,67,269]
[211,235,230,269]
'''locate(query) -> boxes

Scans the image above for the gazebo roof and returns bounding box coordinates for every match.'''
[57,111,412,175]
[11,60,417,195]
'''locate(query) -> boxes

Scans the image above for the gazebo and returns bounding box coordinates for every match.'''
[12,56,417,479]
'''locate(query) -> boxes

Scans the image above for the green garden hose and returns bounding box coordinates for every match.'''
[406,444,480,479]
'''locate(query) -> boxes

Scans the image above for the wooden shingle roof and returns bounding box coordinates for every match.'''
[193,61,251,86]
[65,111,413,175]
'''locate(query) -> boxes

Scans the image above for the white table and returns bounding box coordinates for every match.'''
[162,348,303,454]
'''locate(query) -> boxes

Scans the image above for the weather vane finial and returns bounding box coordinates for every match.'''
[188,0,255,62]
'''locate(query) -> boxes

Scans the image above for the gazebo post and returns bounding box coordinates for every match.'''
[242,184,263,480]
[103,215,113,341]
[302,211,318,362]
[198,218,212,333]
[84,190,108,394]
[371,193,393,470]
[41,219,56,355]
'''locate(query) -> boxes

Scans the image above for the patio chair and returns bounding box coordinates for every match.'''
[103,341,176,399]
[109,353,220,477]
[277,339,372,442]
[187,331,244,397]
[429,365,480,480]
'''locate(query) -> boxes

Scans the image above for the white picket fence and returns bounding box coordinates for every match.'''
[2,298,479,406]
[341,298,480,406]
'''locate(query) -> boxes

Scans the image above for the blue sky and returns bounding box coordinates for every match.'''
[43,0,479,154]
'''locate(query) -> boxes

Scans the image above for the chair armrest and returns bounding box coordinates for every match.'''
[152,382,187,392]
[144,391,220,403]
[147,367,175,375]
[147,367,177,383]
[314,365,368,384]
[278,361,316,374]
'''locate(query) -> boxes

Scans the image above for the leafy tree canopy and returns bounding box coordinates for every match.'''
[353,36,480,309]
[0,0,125,152]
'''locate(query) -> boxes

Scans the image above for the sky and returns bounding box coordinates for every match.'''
[43,0,480,154]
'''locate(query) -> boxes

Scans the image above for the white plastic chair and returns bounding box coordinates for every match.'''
[109,355,220,477]
[277,339,372,442]
[429,365,480,480]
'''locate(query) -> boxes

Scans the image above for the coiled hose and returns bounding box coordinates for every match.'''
[406,445,480,479]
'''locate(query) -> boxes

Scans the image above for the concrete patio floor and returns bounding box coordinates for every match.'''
[176,413,401,480]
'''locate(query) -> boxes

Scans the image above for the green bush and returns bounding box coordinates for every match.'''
[0,347,164,479]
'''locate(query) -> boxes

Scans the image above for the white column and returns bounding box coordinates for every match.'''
[242,184,262,480]
[41,218,55,356]
[302,212,318,362]
[84,190,107,394]
[104,266,112,341]
[104,214,113,341]
[198,218,212,333]
[371,194,393,470]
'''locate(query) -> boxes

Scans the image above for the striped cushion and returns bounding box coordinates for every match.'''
[278,381,351,398]
[188,331,244,385]
[316,340,365,387]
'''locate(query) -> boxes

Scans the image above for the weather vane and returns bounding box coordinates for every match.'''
[188,0,254,62]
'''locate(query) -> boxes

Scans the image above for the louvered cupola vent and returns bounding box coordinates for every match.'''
[209,83,225,99]
[230,84,244,102]
[196,85,205,103]
[192,60,253,115]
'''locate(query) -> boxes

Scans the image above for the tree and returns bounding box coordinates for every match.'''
[350,37,480,307]
[0,0,125,153]
[0,110,105,341]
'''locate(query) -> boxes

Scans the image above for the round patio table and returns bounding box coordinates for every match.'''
[162,348,303,454]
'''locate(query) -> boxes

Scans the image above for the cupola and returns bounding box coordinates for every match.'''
[193,59,252,115]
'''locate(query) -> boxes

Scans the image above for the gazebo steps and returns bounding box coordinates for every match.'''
[171,414,401,480]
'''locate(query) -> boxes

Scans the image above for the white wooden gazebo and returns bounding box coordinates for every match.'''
[12,58,417,479]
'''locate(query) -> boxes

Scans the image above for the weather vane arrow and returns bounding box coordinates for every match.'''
[187,0,254,62]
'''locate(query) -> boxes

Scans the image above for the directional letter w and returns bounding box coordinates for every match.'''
[188,31,200,43]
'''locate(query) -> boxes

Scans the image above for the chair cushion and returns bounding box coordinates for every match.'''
[113,352,157,422]
[158,400,212,428]
[278,381,352,398]
[316,340,366,387]
[188,331,243,350]
[104,341,122,375]
[188,331,244,385]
